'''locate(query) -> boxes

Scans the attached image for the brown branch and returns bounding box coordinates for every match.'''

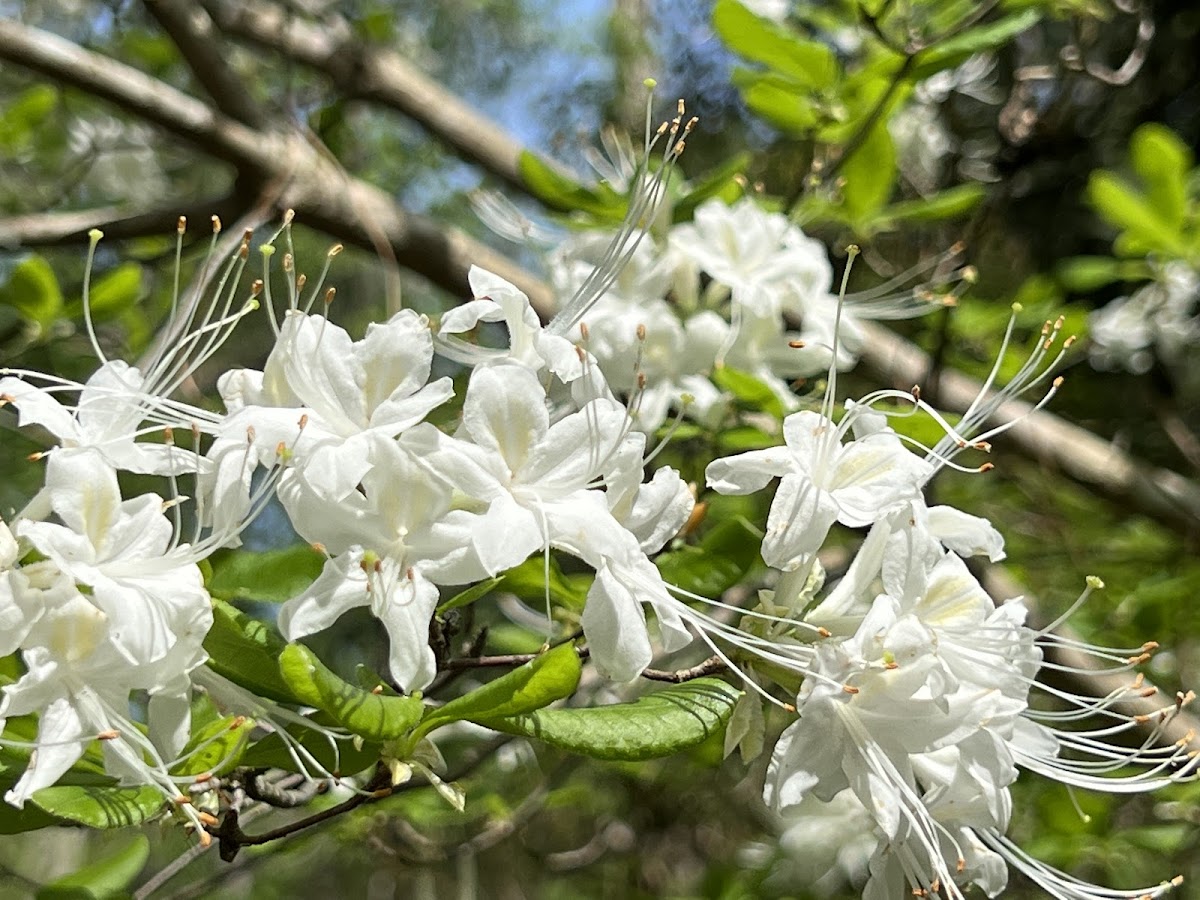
[441,646,589,671]
[0,18,552,312]
[143,0,266,127]
[640,656,727,683]
[208,737,511,861]
[200,0,558,193]
[857,321,1200,534]
[0,194,246,249]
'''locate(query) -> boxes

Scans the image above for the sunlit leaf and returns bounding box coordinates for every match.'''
[207,545,326,604]
[480,677,741,761]
[416,642,582,740]
[37,835,149,900]
[279,643,425,741]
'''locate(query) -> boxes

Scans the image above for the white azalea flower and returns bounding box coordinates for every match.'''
[415,364,693,680]
[217,307,453,504]
[707,407,932,572]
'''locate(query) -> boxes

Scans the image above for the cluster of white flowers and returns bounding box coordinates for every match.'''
[0,126,1194,894]
[1089,261,1200,375]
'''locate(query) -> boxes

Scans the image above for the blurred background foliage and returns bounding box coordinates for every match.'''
[2,0,1200,897]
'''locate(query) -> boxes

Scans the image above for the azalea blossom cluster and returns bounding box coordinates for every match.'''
[0,153,1195,895]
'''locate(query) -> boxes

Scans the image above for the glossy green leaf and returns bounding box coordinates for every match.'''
[866,183,985,230]
[713,0,838,89]
[480,677,741,761]
[82,263,143,321]
[170,714,254,778]
[1087,171,1188,258]
[279,643,425,741]
[1056,256,1150,292]
[438,576,505,615]
[911,9,1041,78]
[838,121,896,220]
[499,555,592,611]
[0,793,62,834]
[0,85,57,152]
[38,835,149,900]
[518,151,626,221]
[203,598,297,704]
[30,784,164,829]
[0,255,64,326]
[656,516,762,597]
[734,72,823,136]
[712,366,787,419]
[237,723,380,777]
[207,544,326,604]
[1130,123,1192,231]
[416,642,582,740]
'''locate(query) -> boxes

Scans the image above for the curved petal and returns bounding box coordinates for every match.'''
[705,446,793,495]
[581,562,652,682]
[462,365,548,472]
[376,566,439,692]
[277,549,371,641]
[762,472,839,571]
[358,309,435,411]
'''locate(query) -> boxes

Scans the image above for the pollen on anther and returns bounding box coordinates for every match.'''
[324,287,336,306]
[177,215,187,234]
[842,684,860,695]
[97,729,120,740]
[211,215,222,234]
[788,339,806,349]
[817,627,831,638]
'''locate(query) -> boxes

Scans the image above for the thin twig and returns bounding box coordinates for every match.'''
[640,656,727,683]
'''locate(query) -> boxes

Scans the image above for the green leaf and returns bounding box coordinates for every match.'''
[0,794,62,834]
[207,545,326,603]
[236,723,380,777]
[30,784,164,829]
[0,85,57,153]
[838,121,896,221]
[865,183,986,230]
[1130,123,1192,231]
[712,366,787,419]
[713,0,838,89]
[0,255,64,326]
[717,424,779,452]
[203,598,297,704]
[1086,171,1188,258]
[38,835,149,900]
[415,642,582,741]
[81,263,144,321]
[1056,256,1151,292]
[171,714,254,778]
[518,151,626,221]
[912,9,1042,78]
[656,516,762,597]
[438,576,505,615]
[733,72,823,136]
[279,644,425,741]
[480,677,741,761]
[498,555,592,611]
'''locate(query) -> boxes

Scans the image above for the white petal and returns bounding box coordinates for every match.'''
[277,550,371,641]
[762,472,840,571]
[580,562,652,682]
[927,505,1006,561]
[376,567,440,691]
[705,446,793,495]
[462,365,548,472]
